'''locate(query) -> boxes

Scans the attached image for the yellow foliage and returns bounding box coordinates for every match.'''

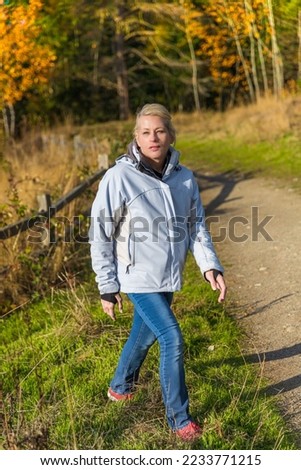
[188,0,272,92]
[0,0,56,107]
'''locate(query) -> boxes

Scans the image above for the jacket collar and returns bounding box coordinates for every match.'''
[116,141,180,179]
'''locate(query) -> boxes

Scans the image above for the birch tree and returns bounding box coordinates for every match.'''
[266,0,284,96]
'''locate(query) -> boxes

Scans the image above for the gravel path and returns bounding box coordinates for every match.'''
[198,171,301,448]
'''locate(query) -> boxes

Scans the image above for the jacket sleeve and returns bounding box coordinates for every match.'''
[89,168,125,295]
[189,176,224,276]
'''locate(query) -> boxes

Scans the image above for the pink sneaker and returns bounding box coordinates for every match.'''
[107,387,134,401]
[175,421,202,441]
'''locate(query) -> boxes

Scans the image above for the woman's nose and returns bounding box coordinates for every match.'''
[150,131,158,141]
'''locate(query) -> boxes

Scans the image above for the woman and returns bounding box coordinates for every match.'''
[89,103,227,442]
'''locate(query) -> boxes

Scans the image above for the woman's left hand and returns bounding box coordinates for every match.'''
[204,269,227,303]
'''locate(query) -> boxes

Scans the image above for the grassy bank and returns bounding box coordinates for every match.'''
[174,95,301,193]
[177,134,301,193]
[0,253,298,450]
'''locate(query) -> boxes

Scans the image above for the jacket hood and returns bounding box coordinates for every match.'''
[115,141,181,178]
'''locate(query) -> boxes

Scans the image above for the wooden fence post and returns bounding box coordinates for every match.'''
[73,135,83,165]
[37,193,51,213]
[97,153,109,169]
[37,193,52,246]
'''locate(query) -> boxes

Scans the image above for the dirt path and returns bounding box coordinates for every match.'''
[198,171,301,448]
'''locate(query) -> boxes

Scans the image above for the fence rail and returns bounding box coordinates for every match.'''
[0,167,107,241]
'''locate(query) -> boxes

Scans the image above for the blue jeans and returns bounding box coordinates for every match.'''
[110,292,191,430]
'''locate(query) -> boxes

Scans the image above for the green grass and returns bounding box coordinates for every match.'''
[177,133,301,192]
[0,255,297,450]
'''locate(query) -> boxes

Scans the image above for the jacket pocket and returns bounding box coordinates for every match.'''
[126,233,135,272]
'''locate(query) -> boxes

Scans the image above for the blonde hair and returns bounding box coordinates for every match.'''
[134,103,176,143]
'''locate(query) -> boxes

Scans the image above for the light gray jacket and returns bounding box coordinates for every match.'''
[89,142,223,295]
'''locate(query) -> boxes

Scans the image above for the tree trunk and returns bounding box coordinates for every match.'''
[225,10,255,103]
[8,103,15,137]
[186,31,201,112]
[243,0,268,94]
[257,38,269,95]
[244,0,260,101]
[182,4,201,112]
[114,2,130,120]
[93,44,99,87]
[2,107,10,138]
[2,104,15,138]
[266,0,284,96]
[298,9,301,80]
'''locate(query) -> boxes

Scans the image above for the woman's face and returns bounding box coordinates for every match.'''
[135,115,173,171]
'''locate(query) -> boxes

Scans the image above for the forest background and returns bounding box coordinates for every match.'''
[1,0,301,137]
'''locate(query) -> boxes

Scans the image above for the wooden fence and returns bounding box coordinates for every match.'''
[0,157,109,241]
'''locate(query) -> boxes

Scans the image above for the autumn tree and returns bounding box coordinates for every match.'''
[0,0,55,136]
[192,0,284,108]
[273,0,301,88]
[131,0,210,112]
[87,0,204,117]
[94,0,133,120]
[40,0,136,122]
[195,1,256,107]
[95,0,207,117]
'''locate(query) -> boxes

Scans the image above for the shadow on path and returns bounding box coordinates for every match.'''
[244,342,301,365]
[231,293,296,319]
[262,374,301,396]
[194,169,254,216]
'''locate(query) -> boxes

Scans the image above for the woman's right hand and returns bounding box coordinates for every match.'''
[101,294,123,321]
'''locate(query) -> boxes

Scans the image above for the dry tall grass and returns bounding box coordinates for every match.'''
[0,125,109,211]
[174,94,301,142]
